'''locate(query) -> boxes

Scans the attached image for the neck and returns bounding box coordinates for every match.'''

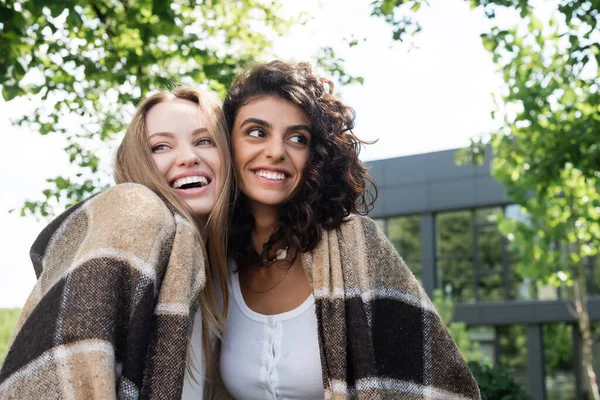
[249,202,280,254]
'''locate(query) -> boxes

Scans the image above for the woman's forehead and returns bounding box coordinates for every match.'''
[235,96,310,126]
[146,100,210,135]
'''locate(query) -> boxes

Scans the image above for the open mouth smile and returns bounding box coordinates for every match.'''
[170,175,211,190]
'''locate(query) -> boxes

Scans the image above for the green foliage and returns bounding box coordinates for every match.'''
[387,216,422,279]
[0,309,21,364]
[316,47,364,86]
[497,325,527,370]
[433,289,482,362]
[1,0,293,216]
[544,324,574,372]
[370,0,425,41]
[462,0,599,392]
[480,5,599,289]
[468,361,534,400]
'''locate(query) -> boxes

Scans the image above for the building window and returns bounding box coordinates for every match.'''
[436,205,567,303]
[475,208,506,302]
[468,325,496,365]
[497,324,529,390]
[505,204,560,301]
[387,215,421,281]
[544,324,576,400]
[436,210,474,303]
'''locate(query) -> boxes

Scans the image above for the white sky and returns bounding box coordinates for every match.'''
[0,0,554,307]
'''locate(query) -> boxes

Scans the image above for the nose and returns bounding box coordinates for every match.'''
[176,145,200,167]
[264,137,285,161]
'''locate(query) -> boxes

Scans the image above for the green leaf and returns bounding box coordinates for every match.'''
[1,84,21,101]
[380,0,395,15]
[562,88,577,104]
[66,9,83,28]
[13,62,26,79]
[529,15,543,32]
[49,4,65,18]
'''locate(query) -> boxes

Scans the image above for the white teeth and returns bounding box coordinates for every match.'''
[255,170,286,181]
[172,176,208,189]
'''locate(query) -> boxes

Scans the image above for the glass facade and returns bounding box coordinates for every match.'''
[435,207,515,303]
[374,215,422,281]
[375,205,598,305]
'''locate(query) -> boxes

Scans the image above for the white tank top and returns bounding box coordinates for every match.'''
[219,271,324,399]
[182,306,205,399]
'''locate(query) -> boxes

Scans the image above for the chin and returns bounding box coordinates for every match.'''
[247,194,290,207]
[185,200,215,220]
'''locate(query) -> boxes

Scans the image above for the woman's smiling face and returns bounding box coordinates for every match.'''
[146,98,223,218]
[231,96,312,209]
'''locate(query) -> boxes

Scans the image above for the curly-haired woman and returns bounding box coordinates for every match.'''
[0,87,232,399]
[186,60,481,399]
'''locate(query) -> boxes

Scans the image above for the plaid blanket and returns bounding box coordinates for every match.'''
[302,215,481,400]
[0,183,205,399]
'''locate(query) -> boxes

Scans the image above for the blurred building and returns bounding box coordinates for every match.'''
[366,148,600,400]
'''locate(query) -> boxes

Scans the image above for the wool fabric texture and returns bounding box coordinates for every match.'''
[0,183,205,400]
[300,215,480,400]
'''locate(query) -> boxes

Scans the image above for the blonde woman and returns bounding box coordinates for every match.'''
[0,87,232,399]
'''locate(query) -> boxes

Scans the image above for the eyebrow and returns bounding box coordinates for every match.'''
[288,124,312,134]
[239,118,312,134]
[239,118,270,129]
[147,128,209,140]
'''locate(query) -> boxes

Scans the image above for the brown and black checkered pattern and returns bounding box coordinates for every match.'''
[0,183,205,400]
[302,215,481,400]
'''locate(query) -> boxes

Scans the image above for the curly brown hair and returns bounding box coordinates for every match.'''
[223,60,377,267]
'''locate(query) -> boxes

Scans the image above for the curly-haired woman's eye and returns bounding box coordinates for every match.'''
[247,128,265,138]
[289,134,307,145]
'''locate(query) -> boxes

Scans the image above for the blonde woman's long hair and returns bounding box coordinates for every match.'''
[114,87,231,384]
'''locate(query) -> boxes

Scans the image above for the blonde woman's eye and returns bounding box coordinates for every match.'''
[247,128,265,138]
[195,138,213,146]
[289,134,307,145]
[151,144,170,153]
